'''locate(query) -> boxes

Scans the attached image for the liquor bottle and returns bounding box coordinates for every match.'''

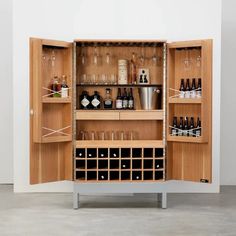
[190,78,196,99]
[185,79,190,98]
[116,88,123,109]
[122,88,128,109]
[103,88,113,109]
[197,78,202,98]
[91,91,101,109]
[179,79,185,98]
[80,91,90,109]
[189,117,194,137]
[178,117,184,136]
[52,76,61,97]
[128,88,134,109]
[183,116,189,136]
[196,117,201,137]
[61,75,69,98]
[171,116,178,136]
[130,52,137,84]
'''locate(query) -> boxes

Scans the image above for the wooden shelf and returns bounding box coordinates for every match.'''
[167,135,207,143]
[168,98,202,104]
[75,140,164,148]
[42,97,72,103]
[77,84,162,88]
[41,135,72,143]
[76,110,164,120]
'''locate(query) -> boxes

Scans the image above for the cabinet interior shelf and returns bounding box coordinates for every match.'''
[42,97,72,103]
[168,98,202,104]
[75,140,164,148]
[76,84,162,88]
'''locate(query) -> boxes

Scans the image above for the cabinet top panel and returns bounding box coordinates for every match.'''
[74,39,166,46]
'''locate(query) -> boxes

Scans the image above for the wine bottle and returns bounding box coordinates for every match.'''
[128,88,134,109]
[190,78,196,99]
[196,117,201,137]
[91,91,101,109]
[171,116,178,136]
[116,88,123,109]
[197,78,202,98]
[61,75,69,98]
[185,79,190,98]
[183,116,189,136]
[122,88,128,109]
[80,91,90,109]
[179,79,185,98]
[189,117,194,137]
[103,88,113,109]
[178,117,184,136]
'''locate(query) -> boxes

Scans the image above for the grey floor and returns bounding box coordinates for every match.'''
[0,186,236,236]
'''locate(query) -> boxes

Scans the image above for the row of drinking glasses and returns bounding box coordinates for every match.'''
[80,74,117,85]
[79,131,137,140]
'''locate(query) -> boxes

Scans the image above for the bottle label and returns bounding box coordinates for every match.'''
[196,130,201,137]
[180,91,185,98]
[81,98,90,107]
[185,91,190,99]
[190,90,196,99]
[105,100,112,106]
[178,129,183,136]
[61,88,69,98]
[91,98,100,108]
[116,99,123,109]
[171,129,177,136]
[128,100,134,109]
[122,100,128,108]
[197,91,202,98]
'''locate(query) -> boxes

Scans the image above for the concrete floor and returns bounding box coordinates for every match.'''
[0,186,236,236]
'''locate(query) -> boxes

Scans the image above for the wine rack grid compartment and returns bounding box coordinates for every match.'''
[74,147,165,182]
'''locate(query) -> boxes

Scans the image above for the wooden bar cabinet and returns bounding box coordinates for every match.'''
[30,38,212,208]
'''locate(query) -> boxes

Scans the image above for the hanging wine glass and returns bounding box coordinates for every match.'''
[51,49,56,67]
[152,43,158,66]
[105,43,111,65]
[81,43,86,65]
[93,43,98,65]
[139,43,145,66]
[196,49,201,67]
[183,48,191,71]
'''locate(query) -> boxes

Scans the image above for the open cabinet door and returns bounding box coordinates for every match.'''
[166,40,212,183]
[30,38,73,184]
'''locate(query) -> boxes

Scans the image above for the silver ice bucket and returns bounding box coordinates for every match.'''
[138,87,161,110]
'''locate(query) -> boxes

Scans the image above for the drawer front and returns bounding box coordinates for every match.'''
[119,111,164,120]
[76,111,119,120]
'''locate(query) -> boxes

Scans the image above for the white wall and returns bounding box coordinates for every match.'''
[13,0,221,192]
[0,0,13,183]
[221,0,236,185]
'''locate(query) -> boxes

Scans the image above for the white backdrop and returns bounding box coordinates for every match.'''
[13,0,222,192]
[0,0,13,183]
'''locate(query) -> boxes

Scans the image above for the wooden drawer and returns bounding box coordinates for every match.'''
[76,111,119,120]
[119,110,164,120]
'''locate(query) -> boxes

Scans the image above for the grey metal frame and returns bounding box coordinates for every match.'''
[72,41,168,209]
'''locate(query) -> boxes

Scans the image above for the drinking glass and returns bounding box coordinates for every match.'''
[101,74,108,85]
[80,74,87,84]
[91,74,98,85]
[93,45,98,65]
[110,74,117,84]
[183,49,191,70]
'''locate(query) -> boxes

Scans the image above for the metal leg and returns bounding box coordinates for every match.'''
[161,192,167,209]
[73,192,79,209]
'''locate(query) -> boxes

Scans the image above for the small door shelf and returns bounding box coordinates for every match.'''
[42,97,72,103]
[168,97,202,104]
[167,135,205,143]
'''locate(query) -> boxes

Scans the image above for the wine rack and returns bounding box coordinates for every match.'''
[75,147,164,182]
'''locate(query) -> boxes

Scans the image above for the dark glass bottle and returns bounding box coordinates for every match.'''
[185,79,190,98]
[178,117,184,136]
[128,88,134,109]
[191,78,196,99]
[103,88,113,109]
[171,116,178,136]
[122,88,128,109]
[91,91,101,109]
[196,117,201,137]
[197,78,202,98]
[116,88,123,109]
[189,117,195,137]
[80,91,90,109]
[180,79,185,98]
[183,116,189,136]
